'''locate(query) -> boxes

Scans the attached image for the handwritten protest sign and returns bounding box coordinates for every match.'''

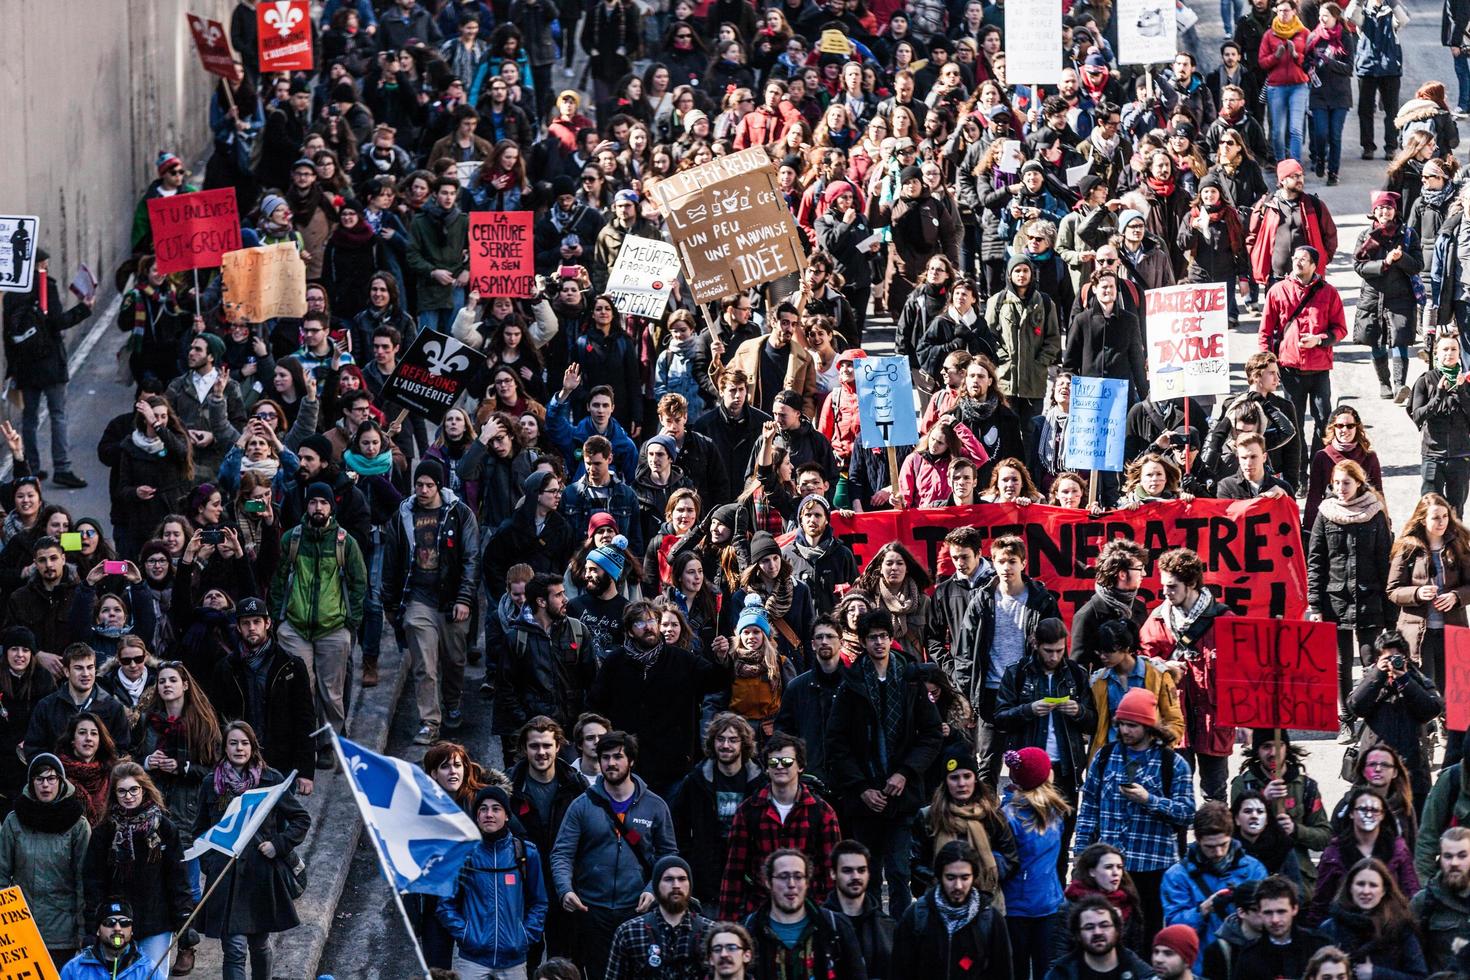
[1116,0,1179,64]
[148,188,241,275]
[652,147,806,303]
[469,212,535,298]
[1065,377,1129,471]
[1004,0,1064,84]
[1215,617,1337,731]
[0,886,59,979]
[220,243,307,323]
[187,13,242,82]
[607,237,680,319]
[1147,283,1230,400]
[0,216,40,294]
[381,330,487,423]
[257,0,314,71]
[855,356,919,449]
[1446,626,1470,730]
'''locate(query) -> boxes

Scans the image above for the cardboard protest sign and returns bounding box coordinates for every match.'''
[606,236,680,319]
[0,216,40,294]
[257,0,314,72]
[147,188,242,275]
[187,12,242,82]
[1147,283,1231,400]
[0,886,59,978]
[855,356,920,449]
[380,330,487,423]
[652,147,806,304]
[1115,0,1179,64]
[1064,377,1129,471]
[1447,626,1470,730]
[220,243,307,323]
[1215,617,1338,732]
[813,496,1309,627]
[1004,0,1064,84]
[469,211,535,298]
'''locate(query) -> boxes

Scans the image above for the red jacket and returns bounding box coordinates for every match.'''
[733,101,801,149]
[1139,602,1237,756]
[1247,191,1338,284]
[1258,274,1347,371]
[1257,28,1310,86]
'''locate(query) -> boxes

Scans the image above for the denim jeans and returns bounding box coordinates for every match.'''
[1421,456,1470,514]
[135,932,173,979]
[1220,0,1246,31]
[1456,50,1470,112]
[20,383,70,472]
[1309,106,1348,173]
[222,933,272,980]
[417,287,465,334]
[1267,83,1309,162]
[362,535,384,661]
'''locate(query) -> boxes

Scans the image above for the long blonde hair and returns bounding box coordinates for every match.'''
[1006,780,1072,834]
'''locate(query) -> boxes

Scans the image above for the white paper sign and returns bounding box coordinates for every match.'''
[0,216,40,294]
[1004,0,1064,85]
[1145,283,1231,400]
[1116,0,1179,65]
[998,140,1025,175]
[606,236,680,320]
[1067,162,1094,187]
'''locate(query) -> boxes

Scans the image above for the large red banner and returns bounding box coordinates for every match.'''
[147,188,242,275]
[1446,626,1470,730]
[828,496,1308,626]
[1215,617,1338,732]
[257,0,314,72]
[186,13,242,82]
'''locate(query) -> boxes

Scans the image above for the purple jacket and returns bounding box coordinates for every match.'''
[1308,835,1419,926]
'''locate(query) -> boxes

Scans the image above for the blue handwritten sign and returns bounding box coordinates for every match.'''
[855,356,919,449]
[1064,376,1129,471]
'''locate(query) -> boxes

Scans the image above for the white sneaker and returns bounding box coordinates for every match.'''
[1455,109,1469,119]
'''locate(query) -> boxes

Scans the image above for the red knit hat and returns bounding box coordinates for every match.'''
[1114,688,1159,728]
[587,511,619,536]
[1005,747,1051,791]
[1153,924,1199,964]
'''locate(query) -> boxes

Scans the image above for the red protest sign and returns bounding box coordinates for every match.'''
[815,496,1309,627]
[257,0,314,72]
[469,212,535,298]
[186,13,242,82]
[1446,626,1470,730]
[147,188,242,275]
[1215,617,1337,732]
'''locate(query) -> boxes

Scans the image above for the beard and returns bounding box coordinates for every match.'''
[308,512,330,528]
[660,892,689,915]
[1443,867,1470,892]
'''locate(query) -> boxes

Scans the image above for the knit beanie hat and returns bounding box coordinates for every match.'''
[1019,159,1046,177]
[652,854,693,886]
[1153,924,1200,964]
[899,165,924,184]
[1250,727,1291,751]
[736,594,772,636]
[645,433,678,461]
[589,535,629,581]
[414,458,446,488]
[1114,688,1160,728]
[156,151,183,176]
[749,531,782,565]
[200,332,226,365]
[305,482,335,507]
[587,511,620,536]
[27,752,64,784]
[1118,208,1145,232]
[943,746,980,778]
[300,433,334,463]
[1004,747,1052,791]
[473,784,511,812]
[0,624,37,653]
[711,503,741,529]
[260,193,289,220]
[822,180,858,207]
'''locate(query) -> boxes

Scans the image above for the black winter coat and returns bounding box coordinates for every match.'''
[894,281,949,366]
[783,532,859,616]
[669,759,765,904]
[494,615,597,735]
[1349,665,1445,780]
[192,767,310,936]
[1063,299,1148,400]
[113,430,193,539]
[822,892,895,980]
[84,804,191,937]
[2,276,90,388]
[1408,371,1470,458]
[320,230,387,320]
[6,569,81,662]
[1354,223,1423,348]
[1069,588,1150,671]
[925,570,994,665]
[825,656,944,818]
[278,467,373,557]
[953,580,1061,713]
[916,311,997,381]
[773,665,847,784]
[1180,208,1251,287]
[208,641,318,781]
[24,685,131,760]
[890,889,1011,979]
[1307,502,1391,627]
[482,500,577,597]
[994,653,1097,781]
[815,210,876,291]
[691,403,773,503]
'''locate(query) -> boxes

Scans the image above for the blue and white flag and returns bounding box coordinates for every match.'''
[336,734,479,897]
[183,769,298,861]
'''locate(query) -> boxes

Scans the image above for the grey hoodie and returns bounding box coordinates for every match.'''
[549,773,677,907]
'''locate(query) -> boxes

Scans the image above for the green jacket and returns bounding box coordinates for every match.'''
[987,286,1061,401]
[1416,762,1470,881]
[268,518,367,639]
[1229,760,1332,893]
[0,779,91,949]
[405,204,469,311]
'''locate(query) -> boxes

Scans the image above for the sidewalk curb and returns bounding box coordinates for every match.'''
[188,641,412,979]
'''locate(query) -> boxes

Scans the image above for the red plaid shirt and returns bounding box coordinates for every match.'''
[717,784,843,920]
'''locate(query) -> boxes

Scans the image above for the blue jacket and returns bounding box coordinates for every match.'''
[1352,1,1406,76]
[437,833,549,970]
[1001,793,1066,918]
[60,945,153,980]
[547,392,640,482]
[559,472,645,555]
[1161,840,1268,972]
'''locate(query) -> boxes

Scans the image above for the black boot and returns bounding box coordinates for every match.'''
[1373,356,1392,398]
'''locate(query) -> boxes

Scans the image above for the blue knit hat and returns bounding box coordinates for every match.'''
[736,594,772,636]
[589,534,629,581]
[260,193,289,220]
[1118,208,1146,232]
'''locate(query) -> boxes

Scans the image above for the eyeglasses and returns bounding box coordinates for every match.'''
[676,32,693,38]
[144,556,171,565]
[79,528,98,538]
[118,656,146,666]
[1364,760,1396,770]
[1095,257,1118,265]
[1219,139,1238,145]
[711,943,748,954]
[116,785,144,798]
[33,772,58,784]
[767,756,797,769]
[101,917,133,929]
[1026,234,1048,242]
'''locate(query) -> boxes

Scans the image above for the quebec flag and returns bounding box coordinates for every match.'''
[184,769,298,861]
[337,734,480,897]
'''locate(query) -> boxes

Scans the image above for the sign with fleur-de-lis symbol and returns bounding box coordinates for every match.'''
[381,329,487,423]
[256,0,314,71]
[186,12,243,82]
[263,1,303,36]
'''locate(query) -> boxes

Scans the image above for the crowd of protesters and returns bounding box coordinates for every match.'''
[13,0,1470,978]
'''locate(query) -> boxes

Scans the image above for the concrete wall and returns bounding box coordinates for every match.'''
[0,0,234,286]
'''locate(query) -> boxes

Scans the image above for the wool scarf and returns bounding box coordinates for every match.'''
[934,886,983,934]
[877,578,920,642]
[213,760,262,797]
[1272,13,1305,38]
[110,803,165,870]
[933,801,1004,910]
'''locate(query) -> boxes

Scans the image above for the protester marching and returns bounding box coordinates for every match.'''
[13,0,1470,978]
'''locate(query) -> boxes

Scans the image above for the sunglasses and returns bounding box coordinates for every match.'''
[102,917,133,928]
[119,656,146,666]
[166,168,186,176]
[767,756,797,769]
